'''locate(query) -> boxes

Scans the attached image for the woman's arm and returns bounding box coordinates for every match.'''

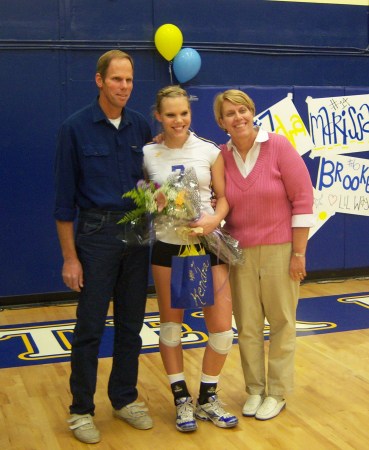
[289,227,310,281]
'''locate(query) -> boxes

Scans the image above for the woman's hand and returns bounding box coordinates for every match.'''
[289,254,306,282]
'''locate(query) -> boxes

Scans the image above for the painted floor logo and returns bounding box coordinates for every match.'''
[0,293,368,369]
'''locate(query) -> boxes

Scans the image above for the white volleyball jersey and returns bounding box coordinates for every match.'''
[143,131,220,244]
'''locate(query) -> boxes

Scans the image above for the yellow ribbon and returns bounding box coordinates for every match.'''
[179,244,206,257]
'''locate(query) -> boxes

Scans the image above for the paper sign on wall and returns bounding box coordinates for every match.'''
[255,95,314,156]
[307,94,369,156]
[316,153,369,217]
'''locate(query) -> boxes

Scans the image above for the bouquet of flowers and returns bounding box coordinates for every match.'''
[118,167,244,265]
[119,179,161,220]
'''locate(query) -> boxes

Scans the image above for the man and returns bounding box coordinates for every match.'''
[54,50,153,444]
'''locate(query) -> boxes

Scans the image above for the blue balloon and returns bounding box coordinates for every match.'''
[173,48,201,83]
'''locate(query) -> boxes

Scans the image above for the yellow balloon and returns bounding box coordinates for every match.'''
[154,24,183,61]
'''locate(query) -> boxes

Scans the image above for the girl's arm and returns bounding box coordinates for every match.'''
[190,153,229,235]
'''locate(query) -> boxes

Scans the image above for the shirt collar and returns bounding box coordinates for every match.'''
[92,97,131,127]
[226,127,269,151]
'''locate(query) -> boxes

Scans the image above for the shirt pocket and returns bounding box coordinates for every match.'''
[82,144,111,177]
[129,144,145,178]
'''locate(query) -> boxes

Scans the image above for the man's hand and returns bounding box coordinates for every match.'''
[62,258,84,292]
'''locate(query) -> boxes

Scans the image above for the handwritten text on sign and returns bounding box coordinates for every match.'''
[254,96,314,156]
[316,154,369,216]
[307,94,369,155]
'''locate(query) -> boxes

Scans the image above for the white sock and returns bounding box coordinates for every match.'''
[168,372,185,384]
[200,373,220,384]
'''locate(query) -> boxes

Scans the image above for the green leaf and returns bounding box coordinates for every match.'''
[117,207,146,224]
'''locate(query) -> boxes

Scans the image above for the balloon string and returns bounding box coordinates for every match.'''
[169,61,173,85]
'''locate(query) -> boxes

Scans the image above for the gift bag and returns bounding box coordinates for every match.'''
[171,245,214,309]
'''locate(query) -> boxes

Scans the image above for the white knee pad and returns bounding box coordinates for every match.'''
[208,329,234,355]
[159,322,182,348]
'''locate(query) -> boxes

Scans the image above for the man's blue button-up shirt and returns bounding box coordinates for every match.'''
[54,98,152,222]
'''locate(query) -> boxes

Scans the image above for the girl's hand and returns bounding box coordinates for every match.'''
[188,212,219,236]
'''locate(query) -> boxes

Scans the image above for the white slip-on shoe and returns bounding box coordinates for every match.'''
[68,413,101,444]
[113,401,153,430]
[242,394,264,417]
[255,396,286,420]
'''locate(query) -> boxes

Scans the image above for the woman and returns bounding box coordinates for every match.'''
[213,89,314,420]
[143,86,238,432]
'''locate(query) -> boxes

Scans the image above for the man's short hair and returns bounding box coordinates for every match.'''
[96,50,134,80]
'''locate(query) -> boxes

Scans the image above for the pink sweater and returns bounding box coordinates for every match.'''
[221,133,313,248]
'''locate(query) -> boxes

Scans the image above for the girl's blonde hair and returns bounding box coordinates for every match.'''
[155,85,190,113]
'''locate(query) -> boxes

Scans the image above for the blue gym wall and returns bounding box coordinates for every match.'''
[1,0,368,303]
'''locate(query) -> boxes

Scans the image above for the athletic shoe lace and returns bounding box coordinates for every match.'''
[177,400,195,423]
[207,397,233,418]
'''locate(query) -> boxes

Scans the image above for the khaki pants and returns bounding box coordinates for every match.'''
[231,243,299,397]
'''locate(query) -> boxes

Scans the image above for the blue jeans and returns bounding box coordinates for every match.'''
[70,210,150,415]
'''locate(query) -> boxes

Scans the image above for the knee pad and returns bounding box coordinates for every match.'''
[208,329,234,355]
[159,322,182,348]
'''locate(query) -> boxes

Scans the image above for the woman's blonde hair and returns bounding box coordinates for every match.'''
[155,85,190,113]
[213,89,255,129]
